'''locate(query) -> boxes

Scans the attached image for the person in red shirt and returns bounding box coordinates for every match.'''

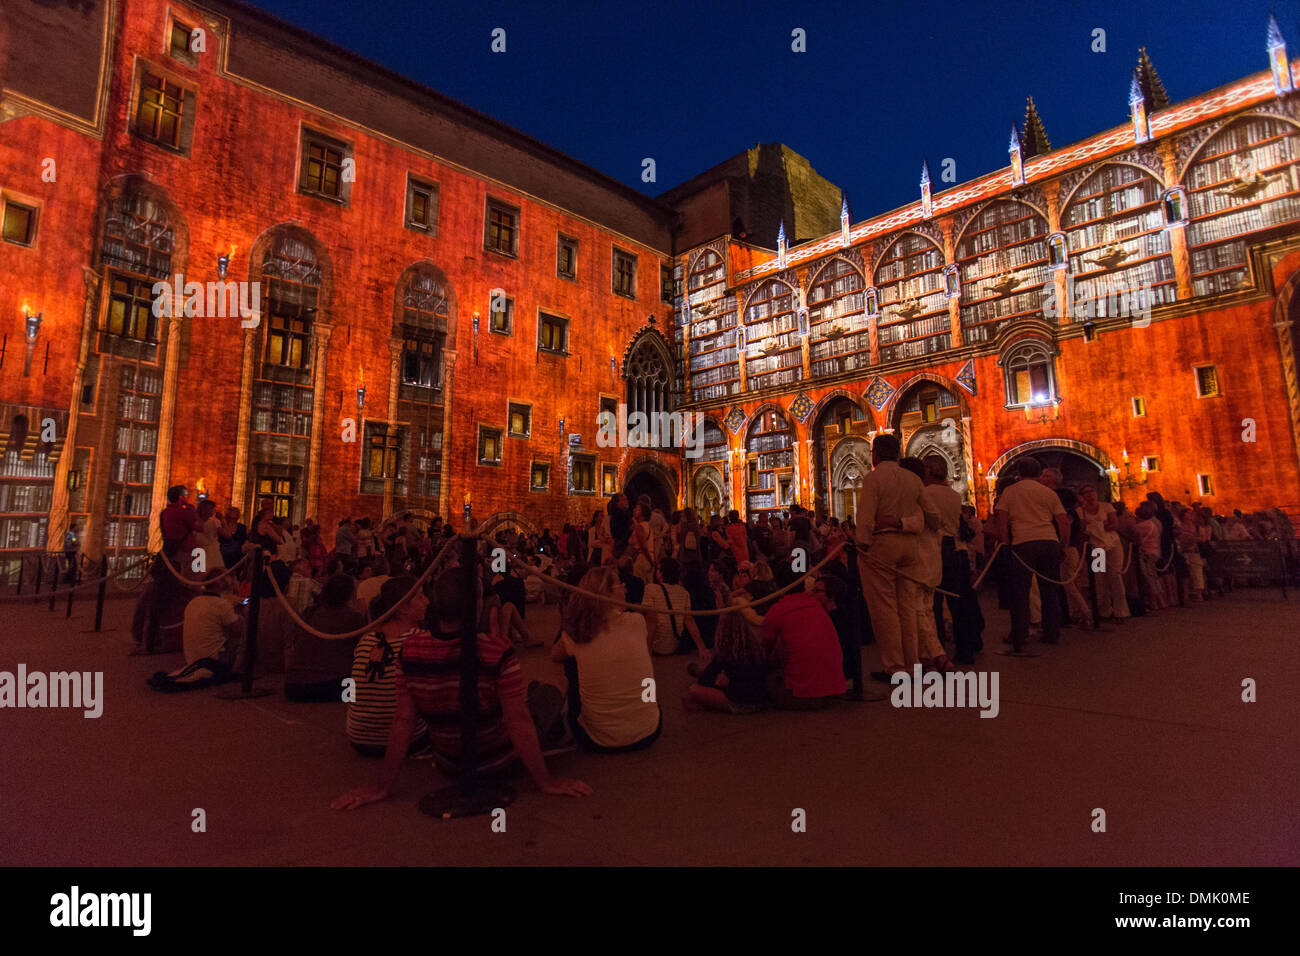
[159,485,202,557]
[724,510,750,565]
[762,565,846,708]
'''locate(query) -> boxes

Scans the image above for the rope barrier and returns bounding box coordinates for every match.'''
[0,554,152,602]
[970,542,1003,591]
[506,542,890,615]
[1006,542,1089,586]
[157,549,252,589]
[263,532,461,640]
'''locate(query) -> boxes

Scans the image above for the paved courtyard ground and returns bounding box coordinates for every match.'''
[1,586,1296,866]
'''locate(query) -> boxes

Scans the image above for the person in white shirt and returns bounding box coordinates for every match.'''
[355,557,391,618]
[994,458,1070,651]
[640,556,708,658]
[550,566,662,752]
[855,434,939,680]
[1079,485,1129,624]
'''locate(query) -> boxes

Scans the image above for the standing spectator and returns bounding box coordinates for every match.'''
[159,485,202,558]
[923,455,982,666]
[855,434,935,681]
[219,507,247,570]
[994,458,1069,651]
[724,510,750,565]
[1079,485,1129,625]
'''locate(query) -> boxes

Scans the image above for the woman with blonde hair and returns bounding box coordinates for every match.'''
[550,565,662,752]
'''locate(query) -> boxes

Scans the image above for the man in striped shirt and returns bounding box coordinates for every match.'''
[333,570,590,809]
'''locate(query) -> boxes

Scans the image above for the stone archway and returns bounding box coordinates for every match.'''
[810,391,871,518]
[990,439,1114,501]
[625,457,677,515]
[906,426,966,497]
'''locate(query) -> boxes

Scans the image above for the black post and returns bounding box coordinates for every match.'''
[242,548,264,694]
[94,556,108,633]
[419,533,515,818]
[48,557,57,611]
[33,555,43,604]
[15,556,23,595]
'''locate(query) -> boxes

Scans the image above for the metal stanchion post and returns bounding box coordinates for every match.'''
[94,556,108,633]
[218,547,274,699]
[420,533,515,818]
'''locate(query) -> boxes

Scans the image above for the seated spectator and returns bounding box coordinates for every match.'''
[763,565,847,708]
[286,558,321,614]
[550,566,662,753]
[332,569,590,808]
[684,590,772,714]
[345,577,430,756]
[148,572,242,692]
[285,573,365,702]
[354,558,391,617]
[641,556,707,658]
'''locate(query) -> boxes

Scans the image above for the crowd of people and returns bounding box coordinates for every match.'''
[131,445,1296,802]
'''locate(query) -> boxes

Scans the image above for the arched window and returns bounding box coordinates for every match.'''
[1002,340,1057,408]
[100,189,175,346]
[399,269,449,391]
[1187,115,1300,295]
[1063,163,1176,320]
[698,418,728,462]
[625,334,673,446]
[261,234,321,372]
[956,200,1050,344]
[808,258,868,376]
[685,250,739,402]
[874,233,949,362]
[743,279,801,391]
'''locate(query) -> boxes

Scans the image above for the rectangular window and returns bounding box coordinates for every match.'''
[401,332,440,388]
[508,402,531,438]
[1194,365,1219,398]
[599,395,617,422]
[601,464,618,495]
[1,200,36,246]
[490,294,513,334]
[104,274,160,342]
[1143,456,1161,473]
[530,462,550,492]
[478,426,503,465]
[613,248,637,298]
[570,454,596,493]
[169,21,197,63]
[363,422,401,481]
[538,312,568,354]
[485,198,519,256]
[1131,396,1146,417]
[255,476,295,519]
[135,71,186,149]
[557,235,578,280]
[1197,473,1214,496]
[299,131,350,202]
[406,176,439,234]
[661,265,675,304]
[265,308,310,370]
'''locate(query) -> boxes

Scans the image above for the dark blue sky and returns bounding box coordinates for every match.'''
[250,0,1293,218]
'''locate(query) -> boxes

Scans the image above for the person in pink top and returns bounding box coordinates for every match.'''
[761,564,846,708]
[1134,502,1167,611]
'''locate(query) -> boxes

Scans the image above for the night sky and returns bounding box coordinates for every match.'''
[248,0,1292,219]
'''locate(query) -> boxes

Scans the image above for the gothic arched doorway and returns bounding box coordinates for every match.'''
[810,393,870,518]
[993,443,1112,501]
[691,465,725,518]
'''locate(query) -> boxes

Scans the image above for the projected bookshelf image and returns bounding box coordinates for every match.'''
[875,232,951,363]
[745,407,794,514]
[958,200,1050,344]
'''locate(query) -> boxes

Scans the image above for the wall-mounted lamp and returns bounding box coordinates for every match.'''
[472,312,481,335]
[356,385,366,410]
[558,417,565,434]
[24,308,42,344]
[1082,318,1097,342]
[22,306,41,377]
[217,243,237,278]
[66,470,80,491]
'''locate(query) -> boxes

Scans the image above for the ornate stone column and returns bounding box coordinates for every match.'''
[304,322,333,520]
[48,268,102,556]
[437,350,457,520]
[960,415,976,506]
[382,337,402,520]
[147,311,186,552]
[230,324,259,514]
[1159,139,1193,301]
